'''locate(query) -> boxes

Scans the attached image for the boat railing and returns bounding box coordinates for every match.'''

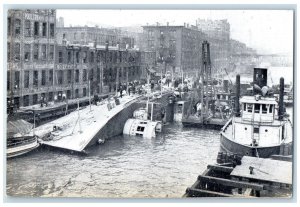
[7,137,37,147]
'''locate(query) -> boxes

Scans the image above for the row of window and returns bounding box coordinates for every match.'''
[7,43,54,62]
[8,18,55,38]
[243,103,274,114]
[7,70,53,90]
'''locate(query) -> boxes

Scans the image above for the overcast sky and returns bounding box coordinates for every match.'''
[57,10,293,55]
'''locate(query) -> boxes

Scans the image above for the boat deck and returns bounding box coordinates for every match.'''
[35,95,141,152]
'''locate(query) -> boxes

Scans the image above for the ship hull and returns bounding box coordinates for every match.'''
[220,133,284,158]
[7,139,39,158]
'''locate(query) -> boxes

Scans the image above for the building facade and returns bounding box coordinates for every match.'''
[141,23,206,78]
[196,19,231,74]
[7,9,56,107]
[56,26,135,49]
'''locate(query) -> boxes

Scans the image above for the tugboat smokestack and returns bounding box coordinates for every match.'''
[235,75,240,117]
[278,77,284,120]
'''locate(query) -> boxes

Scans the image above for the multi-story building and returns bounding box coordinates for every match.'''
[141,23,206,78]
[54,43,142,101]
[7,9,56,107]
[56,26,135,49]
[196,19,231,73]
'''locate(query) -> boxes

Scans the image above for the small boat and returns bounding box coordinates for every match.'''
[220,68,293,158]
[7,119,39,158]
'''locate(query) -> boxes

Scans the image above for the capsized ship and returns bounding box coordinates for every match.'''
[220,68,293,158]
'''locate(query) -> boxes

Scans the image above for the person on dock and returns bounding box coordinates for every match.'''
[119,85,123,98]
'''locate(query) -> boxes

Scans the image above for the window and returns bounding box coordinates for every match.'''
[81,32,85,40]
[41,70,46,85]
[262,104,267,114]
[254,104,260,113]
[89,69,93,81]
[14,71,20,89]
[68,51,72,63]
[67,70,72,83]
[90,52,94,63]
[33,94,38,105]
[7,71,10,90]
[33,44,39,60]
[25,20,31,36]
[7,43,11,61]
[15,19,21,35]
[254,127,259,133]
[97,67,100,82]
[14,43,20,61]
[49,70,53,85]
[33,71,38,87]
[75,89,79,98]
[48,92,53,101]
[67,90,71,99]
[247,104,253,113]
[83,51,87,63]
[42,22,47,37]
[74,33,77,40]
[50,23,54,37]
[269,104,273,113]
[75,70,79,82]
[24,71,29,88]
[58,51,63,63]
[34,22,39,36]
[57,70,63,84]
[49,45,54,60]
[24,44,31,61]
[83,88,87,97]
[7,17,11,36]
[41,44,46,60]
[83,69,87,82]
[23,95,29,106]
[76,52,79,63]
[137,126,145,132]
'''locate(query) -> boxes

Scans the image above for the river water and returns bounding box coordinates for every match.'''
[6,123,220,198]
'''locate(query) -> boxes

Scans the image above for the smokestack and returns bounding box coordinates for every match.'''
[235,75,240,117]
[278,77,284,120]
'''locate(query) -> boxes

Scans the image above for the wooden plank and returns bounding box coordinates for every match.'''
[207,164,234,173]
[231,156,292,185]
[198,175,264,191]
[186,187,255,198]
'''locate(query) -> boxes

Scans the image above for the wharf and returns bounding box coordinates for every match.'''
[183,155,292,197]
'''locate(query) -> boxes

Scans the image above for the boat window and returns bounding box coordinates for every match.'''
[243,103,247,111]
[269,105,273,113]
[262,104,267,114]
[254,104,260,113]
[137,126,145,132]
[254,127,259,133]
[217,95,220,99]
[177,104,183,113]
[247,104,253,112]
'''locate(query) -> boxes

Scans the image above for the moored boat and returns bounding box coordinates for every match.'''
[220,68,293,158]
[7,119,39,158]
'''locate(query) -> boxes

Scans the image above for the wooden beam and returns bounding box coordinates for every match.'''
[198,175,264,191]
[207,164,234,173]
[186,187,255,198]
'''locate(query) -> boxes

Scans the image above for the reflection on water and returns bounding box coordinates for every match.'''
[6,123,220,198]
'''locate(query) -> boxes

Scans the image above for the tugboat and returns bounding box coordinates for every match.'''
[220,68,293,158]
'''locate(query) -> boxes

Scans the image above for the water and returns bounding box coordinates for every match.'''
[6,123,220,198]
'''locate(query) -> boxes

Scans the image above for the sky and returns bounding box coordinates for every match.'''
[57,9,293,55]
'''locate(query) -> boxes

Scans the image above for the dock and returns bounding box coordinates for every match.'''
[183,155,292,197]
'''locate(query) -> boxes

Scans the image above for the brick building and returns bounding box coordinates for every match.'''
[7,9,56,107]
[196,19,231,73]
[56,26,135,49]
[141,23,206,78]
